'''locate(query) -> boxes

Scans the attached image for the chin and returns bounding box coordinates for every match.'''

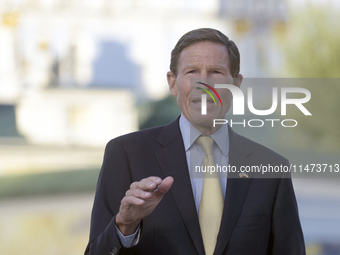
[188,105,228,128]
[189,112,217,129]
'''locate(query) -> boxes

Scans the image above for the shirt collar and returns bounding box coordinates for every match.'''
[179,115,229,157]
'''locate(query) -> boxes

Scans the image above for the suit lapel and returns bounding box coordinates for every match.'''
[214,127,254,255]
[155,120,255,255]
[155,118,205,255]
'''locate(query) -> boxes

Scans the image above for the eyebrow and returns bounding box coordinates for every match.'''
[182,65,199,70]
[209,66,227,72]
[183,65,228,71]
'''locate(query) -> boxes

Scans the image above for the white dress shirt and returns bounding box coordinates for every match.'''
[179,115,229,213]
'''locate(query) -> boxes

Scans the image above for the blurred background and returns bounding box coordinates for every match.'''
[0,0,339,254]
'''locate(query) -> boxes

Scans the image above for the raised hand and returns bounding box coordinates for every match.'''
[115,176,174,235]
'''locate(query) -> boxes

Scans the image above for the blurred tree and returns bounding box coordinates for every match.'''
[0,105,22,137]
[277,4,340,150]
[138,95,180,130]
[282,5,340,77]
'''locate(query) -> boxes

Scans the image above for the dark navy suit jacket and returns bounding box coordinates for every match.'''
[85,118,305,255]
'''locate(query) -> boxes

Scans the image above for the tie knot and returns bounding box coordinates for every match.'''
[196,136,214,155]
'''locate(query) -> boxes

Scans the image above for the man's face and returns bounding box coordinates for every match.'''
[167,41,242,134]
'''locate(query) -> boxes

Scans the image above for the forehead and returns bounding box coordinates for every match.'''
[178,41,229,69]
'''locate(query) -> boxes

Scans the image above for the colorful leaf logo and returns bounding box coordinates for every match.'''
[196,82,223,106]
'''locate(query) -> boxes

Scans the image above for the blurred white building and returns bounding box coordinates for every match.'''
[0,0,287,146]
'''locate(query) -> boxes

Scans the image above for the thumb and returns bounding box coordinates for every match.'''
[156,176,174,195]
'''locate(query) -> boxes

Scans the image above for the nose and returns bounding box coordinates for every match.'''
[196,81,213,90]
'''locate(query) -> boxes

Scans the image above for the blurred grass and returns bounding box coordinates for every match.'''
[0,169,100,198]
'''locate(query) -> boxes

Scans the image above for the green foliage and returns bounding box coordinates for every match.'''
[138,95,180,130]
[278,4,340,150]
[0,169,99,198]
[283,5,340,77]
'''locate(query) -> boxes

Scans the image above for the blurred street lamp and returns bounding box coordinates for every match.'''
[2,11,20,28]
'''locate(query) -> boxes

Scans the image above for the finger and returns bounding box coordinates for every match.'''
[121,195,145,208]
[131,177,162,191]
[155,176,174,195]
[146,176,163,184]
[125,188,152,200]
[144,176,162,190]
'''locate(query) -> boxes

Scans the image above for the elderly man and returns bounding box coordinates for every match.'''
[85,28,305,255]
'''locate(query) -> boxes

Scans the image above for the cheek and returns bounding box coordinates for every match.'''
[218,90,232,103]
[178,85,191,99]
[220,91,233,112]
[176,88,189,107]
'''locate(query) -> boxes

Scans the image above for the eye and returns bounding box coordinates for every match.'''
[187,70,195,74]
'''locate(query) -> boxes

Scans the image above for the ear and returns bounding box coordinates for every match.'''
[167,71,177,96]
[233,74,243,88]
